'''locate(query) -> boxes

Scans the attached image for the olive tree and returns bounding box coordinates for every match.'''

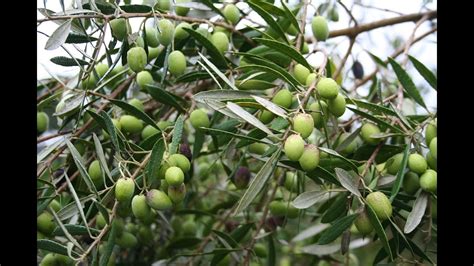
[37,0,437,265]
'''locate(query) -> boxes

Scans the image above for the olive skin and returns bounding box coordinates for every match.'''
[386,153,404,175]
[298,144,320,172]
[119,115,143,134]
[145,26,160,47]
[156,0,170,10]
[254,243,268,258]
[37,211,56,235]
[190,109,210,129]
[360,123,381,145]
[127,47,147,73]
[309,101,328,128]
[88,160,103,186]
[272,89,293,109]
[269,200,299,218]
[408,153,427,175]
[116,232,138,248]
[223,4,240,24]
[128,98,144,112]
[131,194,152,220]
[284,134,305,161]
[317,77,339,99]
[146,189,173,210]
[233,166,251,189]
[110,18,129,41]
[292,113,314,139]
[168,153,191,172]
[354,210,373,235]
[168,183,187,203]
[403,171,420,195]
[429,137,437,159]
[259,110,275,124]
[165,166,185,186]
[175,22,191,40]
[419,169,437,192]
[284,172,297,192]
[182,219,197,236]
[425,120,437,146]
[366,191,392,221]
[293,64,310,84]
[327,93,346,117]
[306,73,317,86]
[248,143,267,155]
[115,178,135,202]
[311,16,329,41]
[175,0,190,15]
[148,46,163,61]
[158,19,175,46]
[37,112,49,133]
[168,50,187,76]
[426,151,437,171]
[352,61,364,79]
[136,70,153,90]
[336,132,358,154]
[211,32,229,54]
[96,212,107,229]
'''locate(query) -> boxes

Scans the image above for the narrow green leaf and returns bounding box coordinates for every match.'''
[37,239,80,257]
[335,128,361,153]
[63,172,94,238]
[194,90,255,103]
[110,99,160,130]
[318,147,359,172]
[254,38,311,70]
[334,168,361,197]
[167,237,201,250]
[406,237,435,264]
[45,19,72,50]
[347,106,404,134]
[247,0,288,43]
[255,1,285,17]
[37,138,65,164]
[252,95,287,118]
[291,224,330,242]
[366,51,387,68]
[234,149,281,214]
[281,1,300,34]
[267,234,276,266]
[175,71,210,83]
[213,230,239,247]
[321,192,348,223]
[366,204,393,261]
[292,190,330,209]
[388,57,427,109]
[119,4,152,12]
[193,130,205,158]
[318,214,358,244]
[53,224,101,236]
[226,102,273,136]
[408,55,437,90]
[390,144,410,200]
[50,56,89,67]
[146,85,186,113]
[198,52,237,90]
[350,99,396,116]
[184,28,227,67]
[99,110,121,151]
[145,138,165,186]
[204,127,268,144]
[200,0,225,19]
[65,139,98,196]
[94,200,110,226]
[404,192,429,234]
[49,208,85,252]
[65,32,98,43]
[99,218,117,266]
[57,195,95,220]
[92,133,112,182]
[170,115,184,155]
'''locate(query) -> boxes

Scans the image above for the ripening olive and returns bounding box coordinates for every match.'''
[175,22,191,40]
[254,243,268,258]
[327,93,346,117]
[146,189,172,210]
[354,210,373,235]
[175,0,190,16]
[311,16,329,41]
[158,19,174,46]
[116,231,138,248]
[360,123,381,145]
[37,211,55,235]
[366,191,392,221]
[168,153,191,172]
[168,50,186,76]
[309,101,328,128]
[115,178,135,202]
[293,64,310,84]
[293,113,314,139]
[156,0,170,10]
[272,89,293,109]
[88,160,103,186]
[145,26,160,48]
[259,110,275,124]
[298,144,320,171]
[419,169,437,192]
[190,109,210,129]
[317,77,339,99]
[426,151,437,171]
[119,115,143,134]
[136,70,153,90]
[429,137,437,159]
[248,143,267,155]
[408,153,427,175]
[127,47,147,73]
[211,32,229,54]
[128,98,144,112]
[403,171,420,195]
[165,166,185,186]
[131,194,152,220]
[168,183,186,203]
[284,172,297,192]
[223,4,240,24]
[284,134,305,161]
[110,18,129,41]
[233,166,251,189]
[425,120,437,146]
[37,112,49,133]
[386,153,404,175]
